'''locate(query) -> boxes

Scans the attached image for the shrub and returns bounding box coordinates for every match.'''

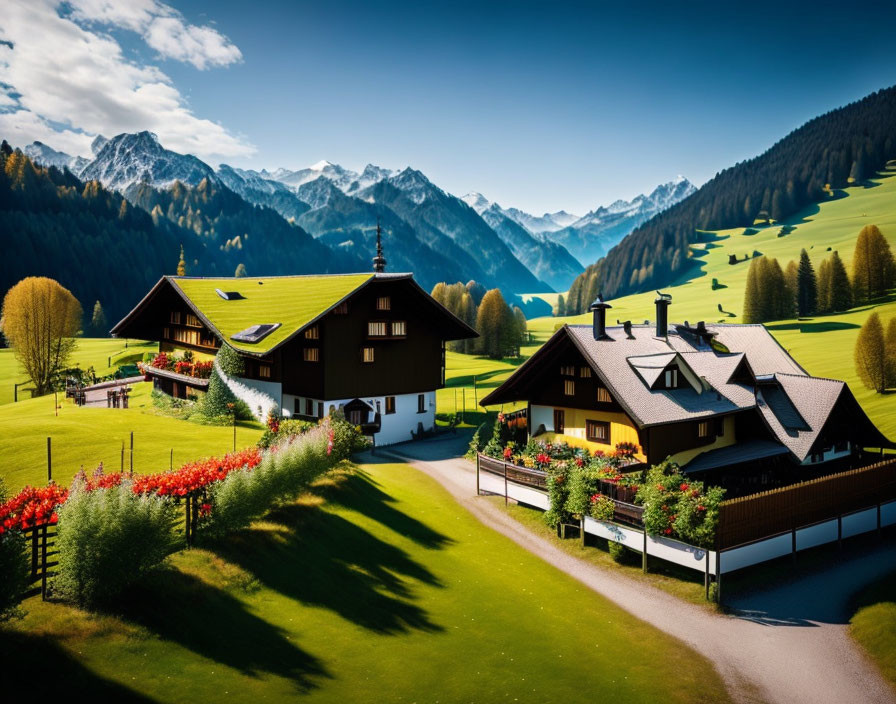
[328,414,370,460]
[543,466,571,528]
[589,494,615,522]
[258,418,316,449]
[55,481,178,605]
[608,540,628,564]
[465,421,487,459]
[0,478,29,621]
[216,343,245,377]
[195,367,252,421]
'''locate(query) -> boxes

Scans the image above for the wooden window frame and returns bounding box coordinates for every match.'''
[586,419,611,444]
[697,420,711,438]
[376,296,391,311]
[417,394,426,414]
[563,379,575,396]
[257,364,271,379]
[665,368,679,388]
[553,409,565,434]
[560,365,575,377]
[596,387,612,404]
[304,326,319,340]
[170,311,182,325]
[334,302,349,315]
[306,399,315,417]
[362,346,375,363]
[391,320,407,337]
[303,347,319,362]
[385,396,396,414]
[368,321,387,337]
[580,367,592,378]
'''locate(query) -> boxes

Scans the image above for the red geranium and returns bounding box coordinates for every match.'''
[503,447,513,459]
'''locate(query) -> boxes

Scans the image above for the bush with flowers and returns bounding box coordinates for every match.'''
[636,462,725,548]
[0,478,29,621]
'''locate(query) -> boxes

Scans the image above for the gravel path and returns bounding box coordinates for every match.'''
[375,435,896,704]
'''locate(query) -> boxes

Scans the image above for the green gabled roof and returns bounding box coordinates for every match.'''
[170,273,374,354]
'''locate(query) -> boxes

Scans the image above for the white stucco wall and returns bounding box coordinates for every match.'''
[531,404,553,434]
[216,362,282,421]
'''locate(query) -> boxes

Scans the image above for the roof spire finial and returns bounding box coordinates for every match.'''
[373,217,386,274]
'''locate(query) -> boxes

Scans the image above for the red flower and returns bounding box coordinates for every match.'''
[497,412,505,423]
[679,483,689,492]
[535,453,551,465]
[575,457,584,467]
[503,447,513,459]
[663,527,673,535]
[697,505,706,512]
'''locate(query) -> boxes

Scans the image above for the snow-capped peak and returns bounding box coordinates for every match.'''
[309,159,333,171]
[461,192,491,214]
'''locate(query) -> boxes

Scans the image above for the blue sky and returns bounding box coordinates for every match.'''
[3,0,896,214]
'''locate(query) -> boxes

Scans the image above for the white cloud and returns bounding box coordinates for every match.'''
[68,0,243,70]
[0,0,252,159]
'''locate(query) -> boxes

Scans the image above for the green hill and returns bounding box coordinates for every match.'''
[530,166,896,438]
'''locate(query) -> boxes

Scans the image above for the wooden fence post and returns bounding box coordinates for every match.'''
[503,461,508,506]
[47,437,52,482]
[476,454,480,496]
[642,527,648,573]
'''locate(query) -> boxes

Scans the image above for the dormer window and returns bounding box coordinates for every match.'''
[376,296,391,311]
[665,369,679,388]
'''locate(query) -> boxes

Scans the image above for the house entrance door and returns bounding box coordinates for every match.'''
[553,409,565,434]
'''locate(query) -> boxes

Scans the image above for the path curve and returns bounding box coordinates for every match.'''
[377,436,895,704]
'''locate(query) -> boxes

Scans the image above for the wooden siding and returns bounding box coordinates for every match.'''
[647,415,737,466]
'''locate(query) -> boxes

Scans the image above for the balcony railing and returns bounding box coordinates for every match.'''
[477,453,644,526]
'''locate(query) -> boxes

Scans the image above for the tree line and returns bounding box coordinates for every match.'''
[742,224,894,323]
[563,86,896,311]
[430,281,527,359]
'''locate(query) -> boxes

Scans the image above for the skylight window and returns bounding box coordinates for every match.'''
[230,323,281,343]
[215,289,245,301]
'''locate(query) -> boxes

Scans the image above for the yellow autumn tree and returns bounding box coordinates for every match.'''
[2,277,82,395]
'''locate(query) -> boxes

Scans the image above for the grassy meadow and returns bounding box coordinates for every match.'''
[0,460,731,703]
[0,382,263,492]
[850,570,896,690]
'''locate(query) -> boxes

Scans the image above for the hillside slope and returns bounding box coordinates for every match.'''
[567,86,896,304]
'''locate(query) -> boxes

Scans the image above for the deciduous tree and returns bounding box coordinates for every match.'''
[855,312,888,393]
[852,224,895,302]
[90,300,107,337]
[2,277,82,395]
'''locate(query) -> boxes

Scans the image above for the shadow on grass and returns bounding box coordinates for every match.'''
[114,567,330,691]
[209,479,445,635]
[310,468,453,550]
[765,321,861,333]
[0,629,158,701]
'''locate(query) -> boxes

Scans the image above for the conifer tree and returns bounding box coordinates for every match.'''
[816,258,832,313]
[459,292,478,354]
[742,258,762,323]
[513,306,528,347]
[555,294,566,317]
[827,251,853,312]
[855,312,888,393]
[90,301,107,337]
[796,249,817,317]
[852,225,895,302]
[783,260,799,316]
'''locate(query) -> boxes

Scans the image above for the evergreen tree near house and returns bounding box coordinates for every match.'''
[854,312,888,393]
[827,251,853,312]
[796,249,817,317]
[852,224,895,302]
[458,292,477,354]
[742,256,791,323]
[742,258,762,323]
[513,306,528,346]
[90,300,108,337]
[234,263,247,277]
[817,258,832,313]
[555,294,566,317]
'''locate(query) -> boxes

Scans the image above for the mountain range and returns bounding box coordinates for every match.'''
[18,130,693,299]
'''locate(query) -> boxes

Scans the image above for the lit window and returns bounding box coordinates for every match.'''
[391,321,406,336]
[303,347,319,362]
[334,302,349,315]
[258,365,271,379]
[368,321,387,336]
[697,421,710,438]
[665,369,679,388]
[385,396,396,414]
[561,365,575,376]
[362,347,375,363]
[586,420,610,444]
[564,380,575,396]
[163,327,170,339]
[185,313,201,328]
[596,387,612,403]
[376,296,391,311]
[305,326,319,340]
[580,367,592,378]
[170,311,182,324]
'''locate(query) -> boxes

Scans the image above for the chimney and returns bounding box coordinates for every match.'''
[655,291,671,337]
[589,293,612,340]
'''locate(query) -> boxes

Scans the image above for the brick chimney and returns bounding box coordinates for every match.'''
[590,293,612,340]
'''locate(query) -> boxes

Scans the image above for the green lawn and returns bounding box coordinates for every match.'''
[850,570,896,691]
[0,338,156,406]
[0,382,263,492]
[0,459,731,703]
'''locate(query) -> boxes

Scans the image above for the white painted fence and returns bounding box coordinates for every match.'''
[477,459,896,579]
